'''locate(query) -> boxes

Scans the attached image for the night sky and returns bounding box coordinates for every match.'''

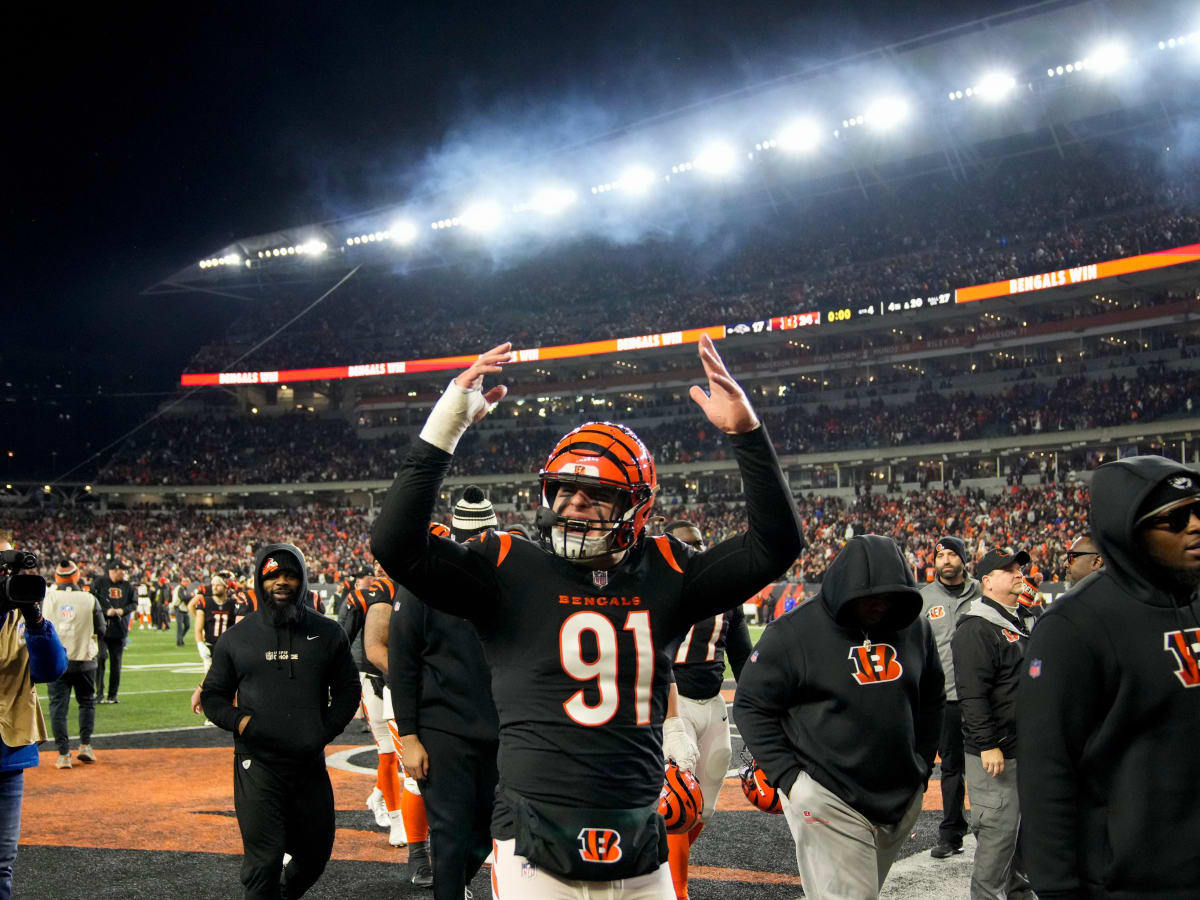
[7,1,1027,480]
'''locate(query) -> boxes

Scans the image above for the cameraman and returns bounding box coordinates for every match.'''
[0,529,67,899]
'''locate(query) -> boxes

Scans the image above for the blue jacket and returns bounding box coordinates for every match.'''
[0,614,68,772]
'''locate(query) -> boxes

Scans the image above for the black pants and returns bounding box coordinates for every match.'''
[939,700,967,845]
[234,752,335,900]
[176,609,190,645]
[419,729,498,900]
[95,637,125,700]
[47,669,97,754]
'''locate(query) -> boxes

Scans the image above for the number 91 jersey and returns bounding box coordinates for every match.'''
[462,530,714,812]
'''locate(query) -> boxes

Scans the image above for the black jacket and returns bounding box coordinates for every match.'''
[201,543,360,769]
[89,576,137,641]
[734,535,944,824]
[1017,457,1200,899]
[388,582,499,745]
[952,597,1034,757]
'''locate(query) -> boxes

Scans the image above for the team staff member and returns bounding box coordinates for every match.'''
[919,536,980,860]
[201,544,359,900]
[1062,533,1103,587]
[90,558,137,704]
[952,548,1036,900]
[735,535,944,900]
[390,487,502,900]
[173,576,193,646]
[1018,460,1200,898]
[371,336,802,898]
[338,567,410,849]
[661,520,752,900]
[43,559,106,768]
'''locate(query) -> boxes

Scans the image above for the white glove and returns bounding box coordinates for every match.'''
[663,717,699,774]
[418,380,498,454]
[196,642,212,665]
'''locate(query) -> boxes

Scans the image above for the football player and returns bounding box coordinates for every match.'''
[338,565,411,849]
[371,336,802,898]
[661,521,753,900]
[363,557,433,886]
[192,573,238,673]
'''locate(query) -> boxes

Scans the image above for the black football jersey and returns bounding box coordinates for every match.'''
[371,426,804,814]
[197,594,238,646]
[669,603,753,700]
[338,579,395,675]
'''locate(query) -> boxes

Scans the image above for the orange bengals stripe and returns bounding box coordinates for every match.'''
[491,841,500,897]
[651,535,684,574]
[496,531,512,567]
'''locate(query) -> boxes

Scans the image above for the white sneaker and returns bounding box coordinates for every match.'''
[387,809,408,847]
[366,786,388,828]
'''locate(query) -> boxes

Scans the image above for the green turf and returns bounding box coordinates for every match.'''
[37,625,209,734]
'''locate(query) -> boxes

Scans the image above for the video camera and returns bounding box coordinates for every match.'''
[0,549,46,609]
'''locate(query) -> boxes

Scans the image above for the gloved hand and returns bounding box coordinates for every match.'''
[663,717,699,774]
[19,602,43,628]
[197,642,212,665]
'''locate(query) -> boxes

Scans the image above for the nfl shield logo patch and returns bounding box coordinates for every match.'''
[1029,658,1042,678]
[592,570,609,588]
[521,861,535,879]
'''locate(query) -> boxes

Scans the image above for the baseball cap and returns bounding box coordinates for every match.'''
[975,547,1031,579]
[1134,472,1200,527]
[108,558,128,570]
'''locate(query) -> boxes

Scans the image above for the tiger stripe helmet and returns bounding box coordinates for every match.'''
[739,752,783,814]
[429,521,451,538]
[537,421,657,559]
[658,763,703,834]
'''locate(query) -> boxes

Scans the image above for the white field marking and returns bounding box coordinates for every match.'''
[881,834,976,899]
[326,746,378,776]
[37,688,195,697]
[85,724,212,738]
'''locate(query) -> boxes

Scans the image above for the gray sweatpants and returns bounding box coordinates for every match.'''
[780,771,923,900]
[964,754,1032,900]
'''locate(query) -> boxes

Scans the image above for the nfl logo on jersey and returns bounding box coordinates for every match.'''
[592,570,609,588]
[521,861,535,879]
[1029,658,1042,678]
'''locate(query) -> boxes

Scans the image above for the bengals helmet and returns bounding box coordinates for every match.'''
[536,422,657,560]
[428,521,451,538]
[658,763,703,834]
[739,752,782,814]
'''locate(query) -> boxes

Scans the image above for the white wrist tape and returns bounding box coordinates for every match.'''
[418,380,496,454]
[663,716,699,772]
[197,642,212,663]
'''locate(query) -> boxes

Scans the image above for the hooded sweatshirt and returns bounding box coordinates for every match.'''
[1017,457,1200,900]
[734,535,945,824]
[952,596,1033,757]
[200,543,360,769]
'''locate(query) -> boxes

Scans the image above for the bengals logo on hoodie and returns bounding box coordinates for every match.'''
[848,643,904,685]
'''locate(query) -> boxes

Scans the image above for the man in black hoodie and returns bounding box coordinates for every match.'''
[734,535,944,900]
[201,544,360,900]
[952,547,1036,900]
[1017,458,1200,899]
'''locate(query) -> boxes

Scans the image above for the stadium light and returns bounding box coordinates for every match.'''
[461,201,503,233]
[1086,41,1129,75]
[529,186,577,216]
[776,119,821,153]
[617,165,657,195]
[974,72,1017,102]
[864,96,909,130]
[298,240,327,255]
[693,141,737,175]
[390,220,419,245]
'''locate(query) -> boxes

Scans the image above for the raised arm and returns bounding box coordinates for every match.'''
[675,335,803,623]
[370,344,511,617]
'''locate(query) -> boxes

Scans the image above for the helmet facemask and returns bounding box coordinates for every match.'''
[536,422,658,563]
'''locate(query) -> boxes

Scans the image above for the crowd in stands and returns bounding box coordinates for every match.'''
[10,480,1091,591]
[182,141,1200,375]
[97,363,1199,484]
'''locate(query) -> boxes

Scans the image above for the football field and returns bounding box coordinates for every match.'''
[22,621,973,898]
